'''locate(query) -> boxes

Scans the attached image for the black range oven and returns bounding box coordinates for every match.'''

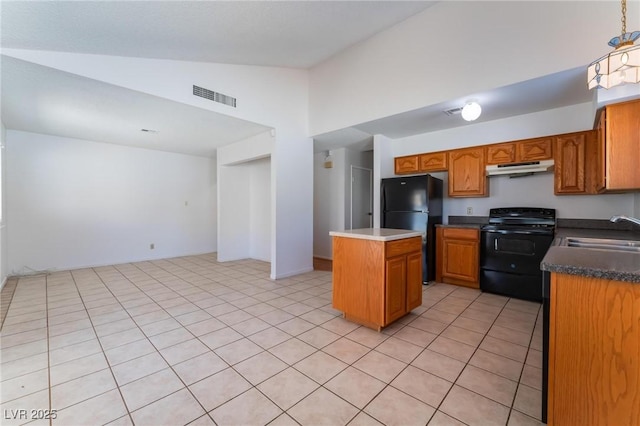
[480,207,556,302]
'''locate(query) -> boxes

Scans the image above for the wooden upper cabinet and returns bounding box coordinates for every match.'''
[598,99,640,190]
[554,131,597,195]
[395,152,447,174]
[394,155,419,175]
[595,110,607,192]
[554,132,586,194]
[448,147,488,197]
[486,137,553,165]
[486,143,516,165]
[518,137,553,161]
[419,151,448,172]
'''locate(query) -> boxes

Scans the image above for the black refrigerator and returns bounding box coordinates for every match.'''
[381,174,443,283]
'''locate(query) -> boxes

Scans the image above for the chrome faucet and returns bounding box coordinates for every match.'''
[610,215,640,227]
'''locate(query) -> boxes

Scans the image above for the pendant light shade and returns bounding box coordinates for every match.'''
[588,0,640,89]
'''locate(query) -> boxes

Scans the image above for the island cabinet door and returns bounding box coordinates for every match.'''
[406,252,423,311]
[385,256,407,324]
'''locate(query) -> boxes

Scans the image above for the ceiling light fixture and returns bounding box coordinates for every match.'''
[587,0,640,89]
[461,101,482,121]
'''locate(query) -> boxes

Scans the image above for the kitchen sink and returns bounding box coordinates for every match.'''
[561,237,640,253]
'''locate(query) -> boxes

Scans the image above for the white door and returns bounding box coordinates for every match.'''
[351,166,372,229]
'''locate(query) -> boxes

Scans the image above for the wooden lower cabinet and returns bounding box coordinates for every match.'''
[435,227,479,288]
[332,236,422,330]
[547,273,640,425]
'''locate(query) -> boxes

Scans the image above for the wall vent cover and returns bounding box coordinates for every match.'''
[443,107,463,116]
[193,85,237,108]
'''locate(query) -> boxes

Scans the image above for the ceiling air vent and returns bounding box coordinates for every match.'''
[193,85,237,108]
[443,107,463,116]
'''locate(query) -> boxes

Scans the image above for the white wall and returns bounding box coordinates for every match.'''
[7,130,216,275]
[0,123,7,287]
[5,49,313,280]
[313,147,373,259]
[249,157,271,262]
[309,1,639,135]
[384,103,636,221]
[373,134,394,228]
[216,155,271,263]
[313,150,345,260]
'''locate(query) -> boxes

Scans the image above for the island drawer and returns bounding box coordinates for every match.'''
[386,237,422,258]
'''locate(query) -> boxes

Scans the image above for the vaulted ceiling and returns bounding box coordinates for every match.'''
[1,1,598,155]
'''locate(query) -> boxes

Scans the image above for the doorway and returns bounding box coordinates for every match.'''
[350,166,373,229]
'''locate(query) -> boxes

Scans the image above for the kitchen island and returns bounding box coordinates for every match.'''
[541,228,640,425]
[330,228,423,331]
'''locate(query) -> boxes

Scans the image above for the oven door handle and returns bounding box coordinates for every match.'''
[482,229,553,236]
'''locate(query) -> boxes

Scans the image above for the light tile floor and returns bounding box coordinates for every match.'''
[0,254,545,426]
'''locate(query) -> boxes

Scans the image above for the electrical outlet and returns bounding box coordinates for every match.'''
[466,207,473,215]
[150,243,155,250]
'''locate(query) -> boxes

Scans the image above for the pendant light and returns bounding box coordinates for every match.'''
[587,0,640,89]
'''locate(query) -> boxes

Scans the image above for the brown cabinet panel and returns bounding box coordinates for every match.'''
[442,239,479,283]
[486,143,516,165]
[518,137,553,161]
[419,152,448,172]
[600,99,640,190]
[332,236,422,330]
[386,238,422,258]
[405,252,423,312]
[332,237,385,326]
[436,227,479,288]
[596,111,606,192]
[385,257,407,324]
[554,133,587,194]
[548,273,640,425]
[394,155,419,175]
[448,147,488,197]
[442,227,478,241]
[554,130,598,195]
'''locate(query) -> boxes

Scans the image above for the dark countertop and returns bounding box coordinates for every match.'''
[541,227,640,283]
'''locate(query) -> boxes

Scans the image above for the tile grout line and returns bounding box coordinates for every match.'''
[85,266,218,424]
[60,269,135,425]
[416,289,536,424]
[3,258,544,426]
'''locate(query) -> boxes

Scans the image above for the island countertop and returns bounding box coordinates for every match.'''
[329,228,423,242]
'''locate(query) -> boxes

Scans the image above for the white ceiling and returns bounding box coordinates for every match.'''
[1,56,270,157]
[0,1,593,156]
[1,1,436,69]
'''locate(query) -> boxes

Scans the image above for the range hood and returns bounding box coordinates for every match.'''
[486,160,555,177]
